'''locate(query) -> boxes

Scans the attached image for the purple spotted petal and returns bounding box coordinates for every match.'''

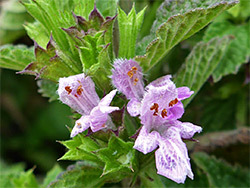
[133,126,159,154]
[177,87,194,100]
[155,127,193,184]
[127,98,141,117]
[70,115,91,137]
[111,59,144,100]
[58,73,100,115]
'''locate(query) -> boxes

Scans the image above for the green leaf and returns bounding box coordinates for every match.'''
[135,0,238,72]
[204,21,250,82]
[174,36,232,106]
[96,0,118,18]
[0,0,33,45]
[118,5,146,59]
[37,79,58,102]
[96,135,136,176]
[24,21,50,49]
[19,39,77,81]
[192,152,250,187]
[23,0,84,73]
[0,161,25,188]
[0,45,35,71]
[58,134,102,164]
[49,162,125,188]
[42,164,63,188]
[12,168,39,188]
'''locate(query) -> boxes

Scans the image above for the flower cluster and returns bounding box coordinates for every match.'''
[111,59,202,183]
[57,59,202,184]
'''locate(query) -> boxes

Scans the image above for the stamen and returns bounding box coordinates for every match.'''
[65,86,72,95]
[150,103,159,116]
[127,70,133,78]
[169,98,178,107]
[77,85,83,95]
[134,78,139,85]
[161,109,168,118]
[131,66,137,72]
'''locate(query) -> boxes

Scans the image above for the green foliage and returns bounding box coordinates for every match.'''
[96,135,136,176]
[0,162,25,188]
[192,152,250,187]
[42,164,63,188]
[118,5,146,59]
[19,39,77,81]
[0,0,33,45]
[48,161,126,188]
[37,79,58,102]
[0,44,35,71]
[174,36,232,106]
[58,134,102,163]
[12,168,39,188]
[204,21,250,82]
[96,0,118,18]
[135,0,237,72]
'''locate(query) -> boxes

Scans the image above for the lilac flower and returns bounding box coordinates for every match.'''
[111,59,201,183]
[58,73,119,137]
[133,121,202,184]
[111,59,193,124]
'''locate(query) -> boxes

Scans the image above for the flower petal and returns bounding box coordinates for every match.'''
[178,122,202,139]
[127,98,141,117]
[177,87,194,100]
[133,126,159,154]
[58,73,100,115]
[155,127,193,184]
[111,59,144,100]
[70,115,90,137]
[99,89,117,106]
[167,102,184,120]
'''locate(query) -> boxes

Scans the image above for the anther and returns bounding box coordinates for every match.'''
[133,78,139,85]
[150,103,159,116]
[65,86,72,95]
[127,70,133,78]
[169,98,178,107]
[161,109,168,118]
[77,85,83,95]
[131,66,137,72]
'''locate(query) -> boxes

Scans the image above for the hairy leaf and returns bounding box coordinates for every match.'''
[0,45,35,71]
[96,0,118,18]
[174,36,232,106]
[96,136,136,176]
[12,168,38,188]
[204,21,250,82]
[192,152,250,187]
[118,5,146,59]
[37,79,58,102]
[0,162,25,188]
[135,0,238,72]
[42,164,63,188]
[18,39,77,81]
[58,134,102,164]
[23,0,84,73]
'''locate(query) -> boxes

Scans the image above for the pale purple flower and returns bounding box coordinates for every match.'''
[111,59,201,183]
[111,59,193,124]
[134,121,202,184]
[58,73,119,137]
